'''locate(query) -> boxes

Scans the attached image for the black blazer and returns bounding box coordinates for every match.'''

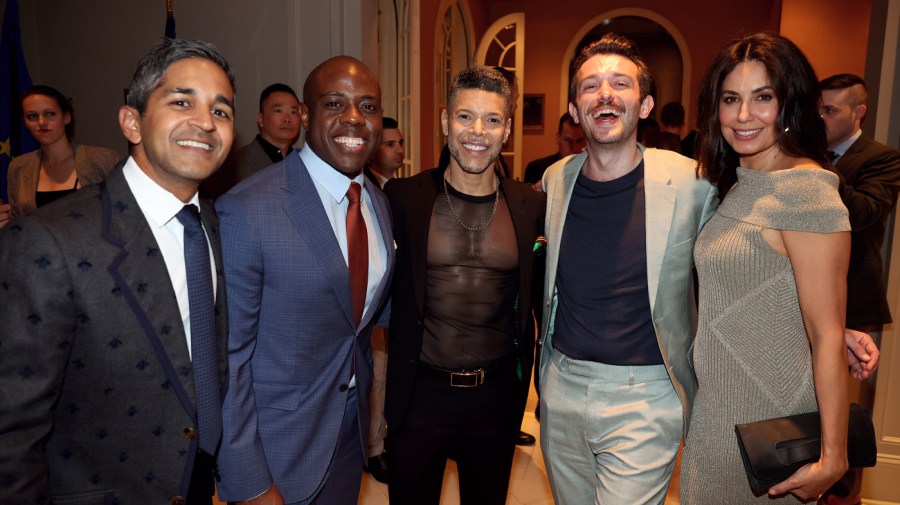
[835,133,900,328]
[0,166,228,503]
[523,152,561,185]
[383,167,546,429]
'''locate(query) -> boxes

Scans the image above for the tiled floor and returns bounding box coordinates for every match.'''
[357,385,683,504]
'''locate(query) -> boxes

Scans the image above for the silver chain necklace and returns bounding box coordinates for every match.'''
[442,174,500,232]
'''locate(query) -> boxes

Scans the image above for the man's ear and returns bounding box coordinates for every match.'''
[440,108,449,136]
[854,104,867,124]
[640,95,655,119]
[300,102,309,131]
[257,111,265,130]
[119,106,142,145]
[568,103,579,124]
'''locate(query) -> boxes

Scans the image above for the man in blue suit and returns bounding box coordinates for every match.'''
[216,55,395,505]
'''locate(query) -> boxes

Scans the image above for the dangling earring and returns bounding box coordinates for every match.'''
[784,126,790,132]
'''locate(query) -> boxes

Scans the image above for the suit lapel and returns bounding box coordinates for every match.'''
[545,154,582,303]
[502,178,535,336]
[200,199,229,384]
[835,134,869,177]
[100,169,197,419]
[359,184,395,329]
[282,156,357,328]
[411,170,441,315]
[642,149,677,313]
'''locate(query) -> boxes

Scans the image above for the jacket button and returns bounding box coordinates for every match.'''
[339,384,349,392]
[170,496,185,505]
[183,427,197,439]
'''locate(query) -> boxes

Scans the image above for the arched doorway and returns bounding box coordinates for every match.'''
[433,0,475,166]
[476,13,525,180]
[560,9,691,127]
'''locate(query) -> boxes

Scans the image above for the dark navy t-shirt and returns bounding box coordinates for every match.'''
[552,160,663,365]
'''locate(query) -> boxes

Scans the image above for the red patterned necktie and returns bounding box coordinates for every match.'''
[346,182,368,326]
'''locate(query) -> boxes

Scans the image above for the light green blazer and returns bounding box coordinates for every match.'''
[538,146,718,429]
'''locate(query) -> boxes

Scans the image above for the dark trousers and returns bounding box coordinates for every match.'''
[186,450,215,505]
[388,365,520,505]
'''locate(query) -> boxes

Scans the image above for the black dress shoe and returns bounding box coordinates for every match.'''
[516,430,536,446]
[365,451,389,484]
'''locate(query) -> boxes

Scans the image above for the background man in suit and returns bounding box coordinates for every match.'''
[216,55,394,505]
[538,34,718,505]
[364,116,404,189]
[384,65,546,505]
[818,73,900,505]
[362,116,404,484]
[203,83,301,198]
[0,38,234,504]
[523,112,586,188]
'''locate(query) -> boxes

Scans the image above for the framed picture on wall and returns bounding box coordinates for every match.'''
[523,94,544,134]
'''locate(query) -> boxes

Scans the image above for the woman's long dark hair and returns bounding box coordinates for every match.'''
[695,32,829,198]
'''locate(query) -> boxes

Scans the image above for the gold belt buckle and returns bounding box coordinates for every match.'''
[449,369,485,387]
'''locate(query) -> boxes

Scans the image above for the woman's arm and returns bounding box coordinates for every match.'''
[769,228,850,499]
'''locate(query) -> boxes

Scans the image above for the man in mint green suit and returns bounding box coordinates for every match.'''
[536,34,717,505]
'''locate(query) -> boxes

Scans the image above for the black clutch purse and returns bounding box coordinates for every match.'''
[734,403,877,494]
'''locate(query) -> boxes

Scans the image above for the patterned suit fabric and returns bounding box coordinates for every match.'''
[201,136,283,199]
[0,166,228,504]
[215,153,395,503]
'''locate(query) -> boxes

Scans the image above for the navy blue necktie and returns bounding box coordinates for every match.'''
[176,204,222,455]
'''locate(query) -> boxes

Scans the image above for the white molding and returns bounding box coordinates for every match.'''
[476,12,526,180]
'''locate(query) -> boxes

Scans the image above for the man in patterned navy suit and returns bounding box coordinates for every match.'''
[0,38,234,504]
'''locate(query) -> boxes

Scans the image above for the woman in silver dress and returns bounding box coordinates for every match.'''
[681,32,850,504]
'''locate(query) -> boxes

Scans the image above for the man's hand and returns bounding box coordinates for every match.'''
[0,203,11,230]
[237,484,284,505]
[845,328,880,380]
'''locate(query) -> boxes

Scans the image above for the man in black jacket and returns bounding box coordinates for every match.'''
[384,65,545,505]
[819,73,900,505]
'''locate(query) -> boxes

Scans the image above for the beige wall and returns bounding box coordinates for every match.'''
[780,0,871,79]
[416,0,871,172]
[4,0,376,157]
[474,0,780,170]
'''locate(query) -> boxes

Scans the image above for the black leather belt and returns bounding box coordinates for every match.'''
[417,354,517,387]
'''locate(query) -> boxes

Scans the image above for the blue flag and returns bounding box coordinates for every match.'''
[165,0,176,39]
[0,0,37,202]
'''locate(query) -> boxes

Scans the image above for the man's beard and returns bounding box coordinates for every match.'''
[447,141,498,175]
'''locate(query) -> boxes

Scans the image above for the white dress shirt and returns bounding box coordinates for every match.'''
[122,156,217,359]
[300,147,388,322]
